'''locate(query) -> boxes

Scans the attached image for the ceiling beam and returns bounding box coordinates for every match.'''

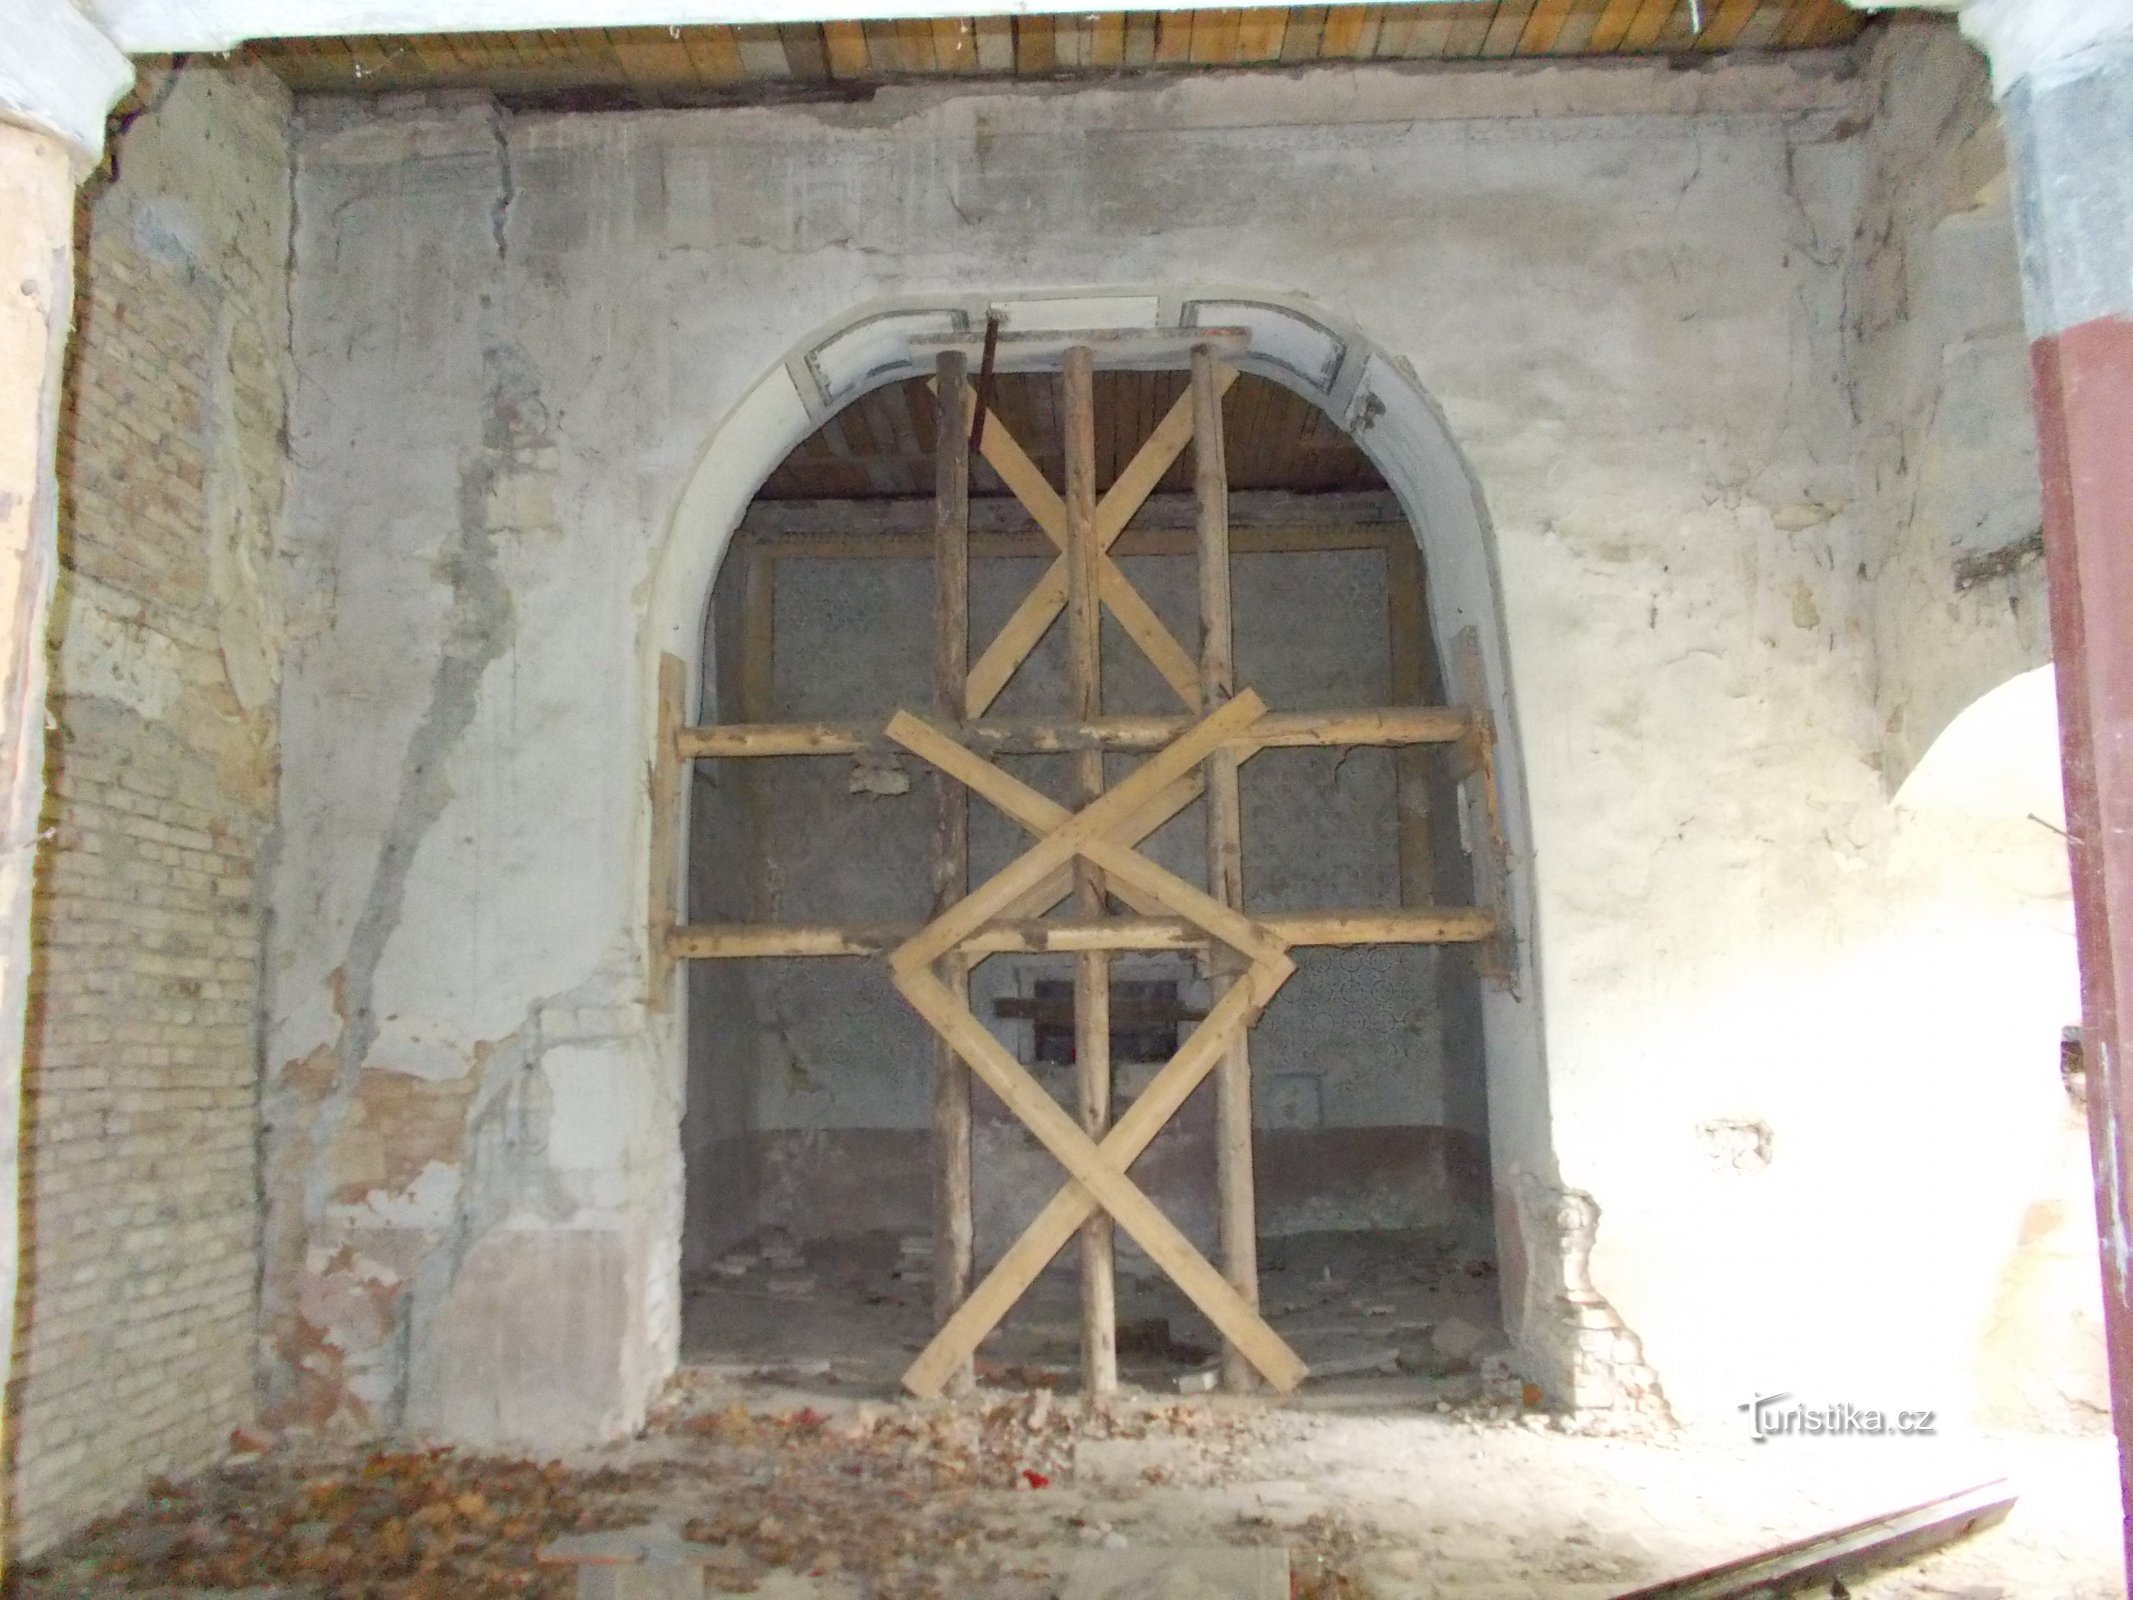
[85,0,1475,55]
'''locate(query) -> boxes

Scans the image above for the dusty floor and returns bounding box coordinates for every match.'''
[19,1362,2121,1599]
[679,1227,1505,1397]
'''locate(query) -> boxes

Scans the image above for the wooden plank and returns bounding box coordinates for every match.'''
[1588,0,1649,49]
[886,708,1297,1000]
[1191,8,1245,63]
[931,352,975,1394]
[1237,6,1290,59]
[1017,14,1058,73]
[974,13,1015,71]
[1192,345,1261,1394]
[1092,13,1128,66]
[1321,5,1376,58]
[821,19,870,76]
[964,371,1235,714]
[899,17,941,71]
[935,17,977,71]
[1387,534,1435,908]
[1695,0,1760,49]
[895,965,1309,1394]
[1612,1481,2015,1600]
[862,19,906,73]
[680,704,1471,760]
[676,24,748,83]
[1156,10,1196,62]
[1482,0,1541,54]
[903,974,1298,1397]
[1444,2,1499,53]
[1621,0,1678,50]
[884,692,1269,975]
[733,23,792,77]
[670,906,1500,959]
[1515,0,1578,52]
[1059,346,1118,1398]
[1280,5,1329,60]
[647,653,685,1011]
[779,23,832,81]
[1125,11,1161,64]
[740,487,1403,539]
[753,523,1401,559]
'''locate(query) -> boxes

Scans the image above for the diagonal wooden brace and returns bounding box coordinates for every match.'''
[902,974,1290,1396]
[887,708,1292,998]
[887,691,1267,977]
[952,376,1230,715]
[894,963,1307,1395]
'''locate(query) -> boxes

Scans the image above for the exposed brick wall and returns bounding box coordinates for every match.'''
[11,62,292,1553]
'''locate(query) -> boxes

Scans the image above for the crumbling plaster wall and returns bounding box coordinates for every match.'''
[17,60,291,1552]
[686,542,1482,1271]
[272,33,2068,1440]
[1849,17,2050,787]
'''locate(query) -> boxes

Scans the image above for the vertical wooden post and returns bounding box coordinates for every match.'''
[1192,345,1259,1392]
[1062,344,1118,1396]
[932,351,976,1393]
[647,653,686,1011]
[1386,534,1434,908]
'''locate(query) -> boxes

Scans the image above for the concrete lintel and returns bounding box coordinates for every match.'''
[0,0,133,165]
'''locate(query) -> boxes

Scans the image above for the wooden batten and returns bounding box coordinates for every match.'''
[930,350,976,1393]
[1061,344,1118,1397]
[677,703,1472,760]
[646,653,685,1011]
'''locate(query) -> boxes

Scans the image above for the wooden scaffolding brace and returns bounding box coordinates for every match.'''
[651,331,1506,1399]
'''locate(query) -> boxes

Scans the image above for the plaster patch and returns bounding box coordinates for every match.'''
[49,571,185,720]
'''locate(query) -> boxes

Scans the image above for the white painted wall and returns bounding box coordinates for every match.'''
[272,37,2086,1438]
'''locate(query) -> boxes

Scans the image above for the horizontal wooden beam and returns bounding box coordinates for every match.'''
[677,704,1471,760]
[908,325,1250,371]
[667,906,1498,959]
[738,489,1405,540]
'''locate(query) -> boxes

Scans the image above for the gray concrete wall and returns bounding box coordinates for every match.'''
[684,538,1483,1269]
[268,33,2083,1439]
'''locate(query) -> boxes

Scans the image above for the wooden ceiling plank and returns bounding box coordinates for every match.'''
[781,23,834,80]
[859,21,903,73]
[1018,15,1059,73]
[733,23,794,77]
[675,25,747,83]
[1444,2,1499,55]
[1622,0,1678,50]
[1795,0,1856,45]
[821,19,871,77]
[1155,10,1196,63]
[1586,0,1646,51]
[1061,13,1097,68]
[1237,6,1289,60]
[1092,13,1128,67]
[1400,7,1460,56]
[1481,0,1540,55]
[606,27,685,104]
[899,18,940,72]
[1372,7,1415,57]
[975,14,1016,70]
[1279,5,1328,60]
[1515,0,1578,53]
[1192,8,1245,63]
[1322,5,1384,58]
[1695,0,1761,49]
[1125,10,1161,64]
[1548,0,1608,53]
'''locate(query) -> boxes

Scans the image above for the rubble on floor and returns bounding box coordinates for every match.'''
[18,1368,2122,1600]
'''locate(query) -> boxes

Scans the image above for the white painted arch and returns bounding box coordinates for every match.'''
[639,286,1559,1363]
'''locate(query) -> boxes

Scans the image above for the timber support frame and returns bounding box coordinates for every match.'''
[652,333,1508,1400]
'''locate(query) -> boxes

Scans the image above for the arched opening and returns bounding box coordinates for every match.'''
[1893,666,2105,1432]
[678,363,1499,1387]
[640,292,1564,1403]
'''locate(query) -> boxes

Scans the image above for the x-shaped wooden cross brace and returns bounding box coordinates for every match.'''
[885,691,1309,1397]
[942,366,1240,715]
